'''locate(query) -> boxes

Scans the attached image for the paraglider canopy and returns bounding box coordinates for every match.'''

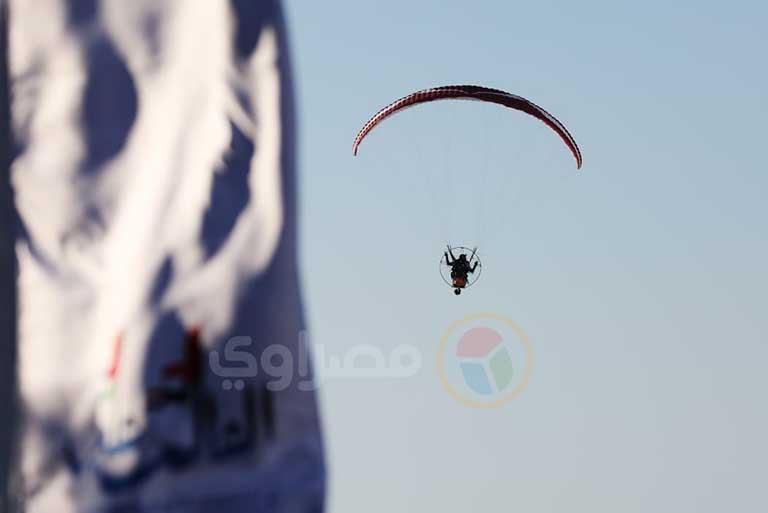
[352,85,582,169]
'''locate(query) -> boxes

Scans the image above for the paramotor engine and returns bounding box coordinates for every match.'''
[440,246,482,295]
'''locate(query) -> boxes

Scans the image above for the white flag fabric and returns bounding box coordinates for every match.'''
[6,1,325,511]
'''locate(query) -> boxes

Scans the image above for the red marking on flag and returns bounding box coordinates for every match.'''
[108,334,123,380]
[163,326,203,383]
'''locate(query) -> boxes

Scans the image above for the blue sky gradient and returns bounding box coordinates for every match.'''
[285,1,767,511]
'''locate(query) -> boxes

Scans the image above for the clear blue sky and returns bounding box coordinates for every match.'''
[285,1,767,511]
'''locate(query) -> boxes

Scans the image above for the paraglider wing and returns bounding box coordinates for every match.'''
[352,85,582,169]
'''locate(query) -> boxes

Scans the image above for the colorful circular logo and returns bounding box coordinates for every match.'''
[437,313,532,408]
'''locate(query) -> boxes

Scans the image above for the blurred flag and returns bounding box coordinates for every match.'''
[4,1,324,511]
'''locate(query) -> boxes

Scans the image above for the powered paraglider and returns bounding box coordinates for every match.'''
[352,85,582,295]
